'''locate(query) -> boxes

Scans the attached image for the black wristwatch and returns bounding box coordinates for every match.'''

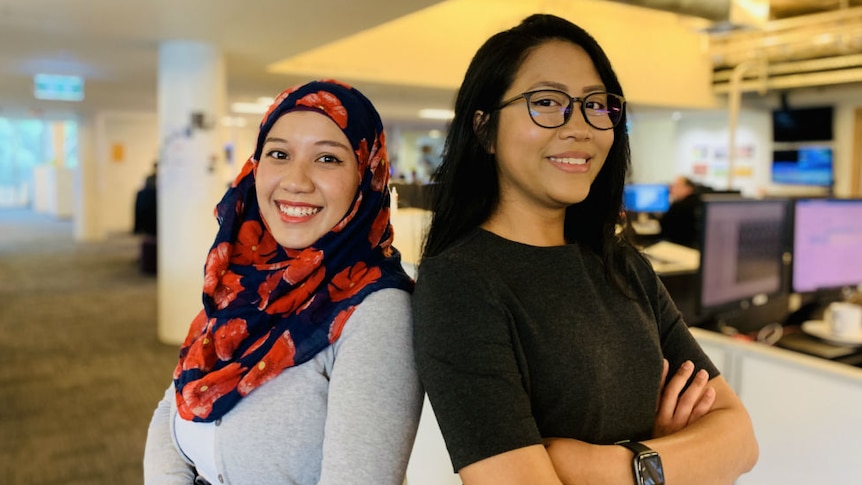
[616,440,665,485]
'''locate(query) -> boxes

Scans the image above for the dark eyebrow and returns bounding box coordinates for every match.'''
[262,137,351,152]
[263,136,285,146]
[315,140,352,152]
[525,81,608,94]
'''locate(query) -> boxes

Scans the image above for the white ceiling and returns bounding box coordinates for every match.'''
[0,0,454,123]
[1,0,859,124]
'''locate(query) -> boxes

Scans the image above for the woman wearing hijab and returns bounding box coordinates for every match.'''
[144,80,423,485]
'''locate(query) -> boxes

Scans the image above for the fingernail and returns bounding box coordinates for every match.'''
[683,360,694,370]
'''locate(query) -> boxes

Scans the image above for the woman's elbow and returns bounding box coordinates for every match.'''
[741,432,759,474]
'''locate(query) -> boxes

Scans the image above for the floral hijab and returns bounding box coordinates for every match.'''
[173,80,412,422]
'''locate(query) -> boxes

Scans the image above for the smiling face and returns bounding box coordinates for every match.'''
[489,40,615,220]
[254,110,360,250]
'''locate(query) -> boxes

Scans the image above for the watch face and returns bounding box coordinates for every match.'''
[638,453,665,485]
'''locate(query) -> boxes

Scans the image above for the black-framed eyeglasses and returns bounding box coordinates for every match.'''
[496,89,626,130]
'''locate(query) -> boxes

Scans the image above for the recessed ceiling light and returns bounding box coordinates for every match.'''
[231,102,270,114]
[221,116,248,127]
[418,108,455,120]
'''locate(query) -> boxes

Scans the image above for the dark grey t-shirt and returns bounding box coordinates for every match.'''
[412,229,718,472]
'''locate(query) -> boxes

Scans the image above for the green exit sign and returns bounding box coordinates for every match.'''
[34,74,85,102]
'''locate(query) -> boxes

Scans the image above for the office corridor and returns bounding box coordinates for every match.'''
[0,209,177,484]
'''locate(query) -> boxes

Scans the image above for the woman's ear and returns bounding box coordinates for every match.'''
[473,110,494,154]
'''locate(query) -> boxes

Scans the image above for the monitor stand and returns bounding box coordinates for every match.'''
[701,294,792,335]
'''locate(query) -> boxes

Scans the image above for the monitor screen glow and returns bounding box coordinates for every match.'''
[624,184,670,213]
[700,199,789,312]
[792,199,862,293]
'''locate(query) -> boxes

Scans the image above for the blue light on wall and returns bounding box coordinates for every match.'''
[33,74,85,102]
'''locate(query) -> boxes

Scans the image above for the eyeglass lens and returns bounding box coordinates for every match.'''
[526,90,624,129]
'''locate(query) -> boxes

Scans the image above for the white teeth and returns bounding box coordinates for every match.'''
[278,204,320,217]
[550,157,587,165]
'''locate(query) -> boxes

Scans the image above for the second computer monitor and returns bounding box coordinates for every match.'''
[699,197,791,317]
[792,198,862,294]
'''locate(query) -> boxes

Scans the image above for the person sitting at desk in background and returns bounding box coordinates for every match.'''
[143,80,423,485]
[411,14,758,485]
[659,175,703,249]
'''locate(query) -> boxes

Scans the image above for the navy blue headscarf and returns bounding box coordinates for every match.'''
[174,80,412,422]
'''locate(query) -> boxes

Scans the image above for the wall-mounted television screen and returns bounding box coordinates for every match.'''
[771,146,833,187]
[772,106,833,142]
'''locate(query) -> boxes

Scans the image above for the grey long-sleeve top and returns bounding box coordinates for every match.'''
[144,288,423,485]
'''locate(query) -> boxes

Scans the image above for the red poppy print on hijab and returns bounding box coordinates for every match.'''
[178,362,245,420]
[260,266,327,315]
[214,318,250,361]
[329,262,382,302]
[284,248,324,284]
[182,328,219,373]
[237,331,296,396]
[328,306,356,343]
[213,270,244,310]
[355,138,370,173]
[367,135,388,192]
[239,333,269,359]
[180,310,210,350]
[319,78,353,90]
[256,270,284,311]
[231,158,255,188]
[296,91,348,129]
[231,220,278,265]
[260,87,297,127]
[368,208,390,248]
[203,242,231,296]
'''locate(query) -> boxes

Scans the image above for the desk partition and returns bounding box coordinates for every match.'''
[693,328,862,484]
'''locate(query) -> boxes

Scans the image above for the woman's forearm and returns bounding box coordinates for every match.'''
[545,377,757,485]
[643,377,758,485]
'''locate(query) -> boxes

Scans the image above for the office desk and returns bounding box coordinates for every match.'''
[641,240,699,275]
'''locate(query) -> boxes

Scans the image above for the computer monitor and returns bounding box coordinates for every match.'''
[791,198,862,294]
[698,197,791,319]
[624,183,670,213]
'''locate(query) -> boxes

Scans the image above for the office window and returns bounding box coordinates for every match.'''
[0,117,77,208]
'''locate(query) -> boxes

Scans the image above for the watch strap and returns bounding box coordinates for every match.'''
[616,440,665,485]
[616,440,653,455]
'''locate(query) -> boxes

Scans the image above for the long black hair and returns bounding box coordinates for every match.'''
[422,13,632,280]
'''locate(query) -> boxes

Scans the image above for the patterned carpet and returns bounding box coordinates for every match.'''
[0,209,178,485]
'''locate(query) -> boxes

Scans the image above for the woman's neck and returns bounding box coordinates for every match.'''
[481,204,566,247]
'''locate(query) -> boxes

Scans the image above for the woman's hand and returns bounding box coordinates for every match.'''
[653,359,715,438]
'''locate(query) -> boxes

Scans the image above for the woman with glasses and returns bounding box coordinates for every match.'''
[411,14,758,485]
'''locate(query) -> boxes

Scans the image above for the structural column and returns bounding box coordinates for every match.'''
[157,41,227,345]
[72,113,101,241]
